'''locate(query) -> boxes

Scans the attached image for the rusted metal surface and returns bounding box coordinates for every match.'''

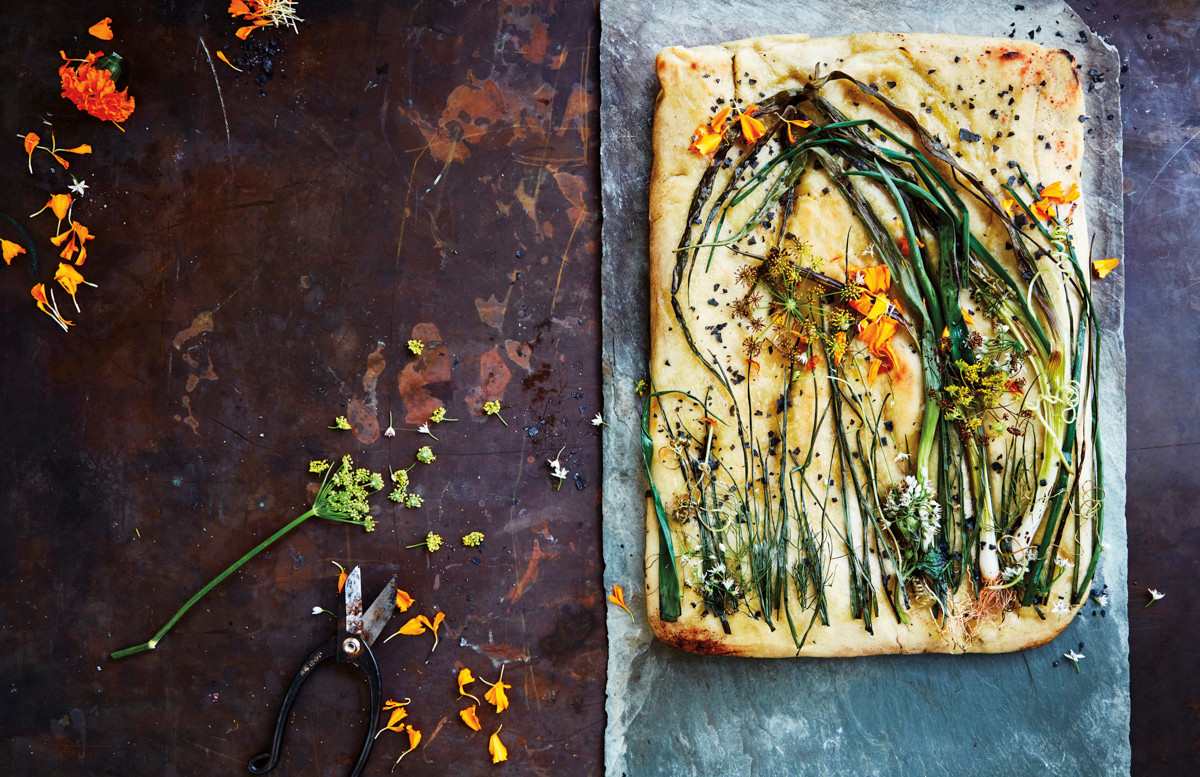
[0,1,1196,775]
[0,1,603,774]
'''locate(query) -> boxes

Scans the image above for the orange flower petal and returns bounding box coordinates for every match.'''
[458,667,476,695]
[1092,257,1119,278]
[489,728,508,764]
[235,24,257,39]
[61,144,93,155]
[89,18,114,40]
[960,307,975,326]
[45,193,72,222]
[484,672,511,713]
[23,132,39,173]
[460,705,482,731]
[607,584,634,618]
[333,561,348,592]
[738,109,766,143]
[395,589,414,612]
[216,51,243,72]
[405,725,421,751]
[1039,181,1064,201]
[2,238,26,265]
[59,236,78,262]
[1000,198,1016,218]
[864,294,889,322]
[31,283,50,306]
[689,127,722,158]
[397,615,428,635]
[710,106,731,133]
[1031,198,1055,220]
[860,264,890,295]
[229,0,252,17]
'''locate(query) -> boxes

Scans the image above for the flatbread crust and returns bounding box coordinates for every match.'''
[646,33,1093,656]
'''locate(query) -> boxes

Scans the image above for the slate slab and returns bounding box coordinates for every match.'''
[600,2,1128,775]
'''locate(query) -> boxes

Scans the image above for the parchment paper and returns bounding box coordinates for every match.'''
[600,2,1128,775]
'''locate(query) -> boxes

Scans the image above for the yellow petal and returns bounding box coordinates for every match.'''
[1000,198,1016,218]
[960,307,975,326]
[864,294,889,322]
[61,144,93,155]
[405,725,421,751]
[395,589,414,612]
[397,615,428,635]
[458,667,476,694]
[861,264,890,295]
[460,705,482,731]
[489,728,508,763]
[1092,257,1119,279]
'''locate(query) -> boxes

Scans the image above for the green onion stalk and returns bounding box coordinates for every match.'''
[111,456,383,660]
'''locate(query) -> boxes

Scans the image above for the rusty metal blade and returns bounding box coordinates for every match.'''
[361,575,398,646]
[342,566,364,638]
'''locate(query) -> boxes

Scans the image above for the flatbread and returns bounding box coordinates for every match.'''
[646,32,1101,656]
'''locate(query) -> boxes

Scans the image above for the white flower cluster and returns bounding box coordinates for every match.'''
[884,475,942,551]
[684,554,741,599]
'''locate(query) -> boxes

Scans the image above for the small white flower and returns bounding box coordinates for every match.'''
[384,425,395,437]
[68,176,89,196]
[312,606,322,615]
[861,244,876,258]
[1054,556,1073,569]
[1051,599,1071,616]
[591,412,605,427]
[894,452,910,463]
[1146,588,1165,607]
[1092,593,1108,607]
[1099,541,1111,552]
[1063,649,1085,672]
[418,423,438,440]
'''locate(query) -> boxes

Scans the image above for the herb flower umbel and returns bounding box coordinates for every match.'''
[483,400,508,426]
[111,455,384,660]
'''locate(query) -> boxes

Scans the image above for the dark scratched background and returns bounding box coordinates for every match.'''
[0,1,1193,775]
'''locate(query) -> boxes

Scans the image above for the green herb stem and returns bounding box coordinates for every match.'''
[111,509,316,659]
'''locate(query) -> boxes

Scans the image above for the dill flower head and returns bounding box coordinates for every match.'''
[425,532,442,551]
[416,446,435,464]
[311,455,383,531]
[462,531,485,547]
[483,401,501,415]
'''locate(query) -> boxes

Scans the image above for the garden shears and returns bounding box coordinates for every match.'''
[248,566,398,777]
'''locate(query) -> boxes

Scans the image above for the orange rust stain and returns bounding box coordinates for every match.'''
[476,294,507,331]
[482,643,531,663]
[531,519,553,540]
[348,342,387,444]
[504,340,531,371]
[406,110,470,165]
[562,83,594,137]
[515,176,538,226]
[506,539,558,603]
[465,348,512,416]
[549,49,568,70]
[398,324,451,424]
[179,395,200,435]
[553,170,589,225]
[520,19,549,63]
[172,310,213,350]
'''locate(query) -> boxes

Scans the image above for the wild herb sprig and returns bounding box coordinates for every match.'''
[111,455,384,659]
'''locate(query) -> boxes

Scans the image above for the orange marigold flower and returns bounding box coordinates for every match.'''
[1092,257,1119,278]
[460,705,482,732]
[489,726,508,764]
[2,238,26,265]
[60,51,136,127]
[483,665,511,714]
[395,589,414,612]
[23,132,39,173]
[607,584,634,620]
[89,18,114,40]
[857,264,891,295]
[689,128,722,158]
[736,105,766,143]
[858,316,900,385]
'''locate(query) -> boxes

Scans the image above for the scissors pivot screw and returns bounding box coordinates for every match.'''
[342,636,362,656]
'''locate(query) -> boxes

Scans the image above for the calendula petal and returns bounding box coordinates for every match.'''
[88,18,114,40]
[23,132,39,173]
[228,0,252,16]
[1092,257,1119,278]
[61,144,93,155]
[861,264,891,295]
[460,705,482,731]
[397,615,428,635]
[489,729,508,763]
[216,51,243,72]
[395,589,414,612]
[2,238,26,265]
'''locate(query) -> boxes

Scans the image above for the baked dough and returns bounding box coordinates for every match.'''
[646,33,1101,656]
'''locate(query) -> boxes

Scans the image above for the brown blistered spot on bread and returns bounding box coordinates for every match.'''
[1000,50,1024,60]
[659,624,743,656]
